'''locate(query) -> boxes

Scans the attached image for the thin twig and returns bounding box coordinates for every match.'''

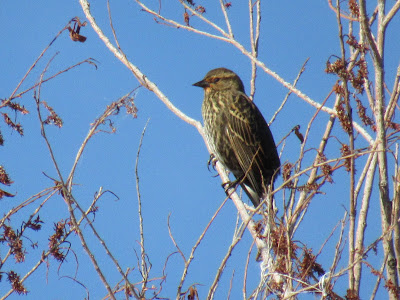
[135,119,151,295]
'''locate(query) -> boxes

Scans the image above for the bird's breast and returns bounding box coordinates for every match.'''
[201,92,241,173]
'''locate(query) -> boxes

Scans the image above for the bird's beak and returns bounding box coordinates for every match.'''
[193,79,209,88]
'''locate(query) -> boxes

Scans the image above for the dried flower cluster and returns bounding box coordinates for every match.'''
[48,221,68,262]
[6,271,28,295]
[1,225,26,263]
[282,162,294,188]
[355,98,374,128]
[2,113,23,136]
[262,224,326,296]
[1,99,29,115]
[335,99,353,134]
[42,101,63,128]
[0,165,12,186]
[340,144,352,172]
[317,152,333,183]
[348,0,360,18]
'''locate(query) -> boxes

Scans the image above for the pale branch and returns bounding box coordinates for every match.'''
[218,0,233,38]
[135,119,151,296]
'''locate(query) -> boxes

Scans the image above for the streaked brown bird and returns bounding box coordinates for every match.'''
[193,68,280,207]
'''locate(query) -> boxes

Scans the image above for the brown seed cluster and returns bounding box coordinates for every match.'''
[335,100,353,134]
[1,99,29,115]
[340,144,352,172]
[0,165,12,186]
[261,224,326,295]
[2,113,23,136]
[326,55,368,94]
[282,162,294,188]
[1,225,26,263]
[317,152,333,183]
[7,271,28,295]
[355,98,374,128]
[42,101,63,128]
[349,0,360,18]
[48,221,68,262]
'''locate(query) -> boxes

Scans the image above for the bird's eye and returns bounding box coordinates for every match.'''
[211,78,220,84]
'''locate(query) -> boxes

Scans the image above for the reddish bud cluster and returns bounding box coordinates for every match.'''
[326,58,348,79]
[2,113,23,136]
[346,35,368,54]
[296,182,320,192]
[298,248,325,285]
[264,224,326,295]
[42,101,63,128]
[1,225,26,263]
[355,98,374,128]
[269,224,299,273]
[317,152,333,183]
[352,58,368,93]
[384,279,400,297]
[25,215,43,232]
[0,165,12,186]
[195,6,206,14]
[48,221,68,262]
[349,0,360,18]
[7,271,28,295]
[1,99,29,114]
[327,57,368,94]
[282,163,294,188]
[335,100,353,134]
[340,144,352,172]
[184,11,190,26]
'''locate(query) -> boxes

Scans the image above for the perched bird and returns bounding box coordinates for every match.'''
[193,68,280,207]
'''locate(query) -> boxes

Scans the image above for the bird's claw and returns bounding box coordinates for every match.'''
[207,153,218,172]
[221,179,239,195]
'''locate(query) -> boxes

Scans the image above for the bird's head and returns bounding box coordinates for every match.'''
[193,68,245,92]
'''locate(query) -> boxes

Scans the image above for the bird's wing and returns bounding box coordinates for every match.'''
[225,92,280,198]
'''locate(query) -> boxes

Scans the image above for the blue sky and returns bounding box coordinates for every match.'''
[1,1,399,299]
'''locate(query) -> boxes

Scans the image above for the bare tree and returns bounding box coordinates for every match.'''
[1,0,400,299]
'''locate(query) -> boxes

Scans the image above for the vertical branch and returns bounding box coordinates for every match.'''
[249,0,261,100]
[360,0,399,296]
[392,144,400,280]
[135,119,150,296]
[335,0,356,293]
[353,152,378,291]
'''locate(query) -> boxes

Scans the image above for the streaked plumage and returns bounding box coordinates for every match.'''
[193,68,280,207]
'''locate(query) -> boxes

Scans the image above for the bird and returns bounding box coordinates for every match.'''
[193,67,280,207]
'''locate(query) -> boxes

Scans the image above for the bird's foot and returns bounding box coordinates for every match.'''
[207,153,218,172]
[221,177,241,195]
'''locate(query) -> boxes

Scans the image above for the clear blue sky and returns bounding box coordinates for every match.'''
[1,1,399,299]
